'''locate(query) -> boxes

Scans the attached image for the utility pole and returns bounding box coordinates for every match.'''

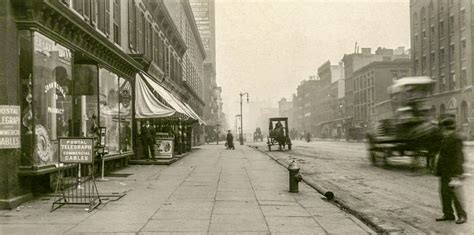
[239,92,249,145]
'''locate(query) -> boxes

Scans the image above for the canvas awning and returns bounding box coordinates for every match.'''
[135,74,176,118]
[182,102,207,125]
[139,73,195,119]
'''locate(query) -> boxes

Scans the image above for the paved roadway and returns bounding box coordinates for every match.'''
[250,139,474,234]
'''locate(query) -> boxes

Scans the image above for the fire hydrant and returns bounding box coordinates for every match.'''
[288,160,302,193]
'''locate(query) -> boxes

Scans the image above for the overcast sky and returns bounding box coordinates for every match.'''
[214,0,410,130]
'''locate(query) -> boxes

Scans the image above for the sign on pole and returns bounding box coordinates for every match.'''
[0,105,21,149]
[59,138,94,164]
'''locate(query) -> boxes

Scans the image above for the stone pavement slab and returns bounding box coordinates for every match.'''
[0,144,374,234]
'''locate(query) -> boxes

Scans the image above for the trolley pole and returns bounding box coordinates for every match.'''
[239,92,249,145]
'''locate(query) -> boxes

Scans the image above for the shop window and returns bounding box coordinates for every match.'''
[99,69,133,155]
[32,32,73,166]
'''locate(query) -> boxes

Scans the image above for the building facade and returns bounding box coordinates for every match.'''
[189,0,222,141]
[353,59,412,130]
[0,0,207,209]
[342,47,410,139]
[410,0,474,139]
[295,77,320,137]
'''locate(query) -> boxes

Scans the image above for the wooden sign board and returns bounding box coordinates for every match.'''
[59,138,94,164]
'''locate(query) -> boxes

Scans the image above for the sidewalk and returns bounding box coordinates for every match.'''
[0,144,373,234]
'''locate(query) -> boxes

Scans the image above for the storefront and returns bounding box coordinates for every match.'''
[16,30,138,191]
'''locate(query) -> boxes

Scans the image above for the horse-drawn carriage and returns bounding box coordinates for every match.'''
[253,127,264,142]
[267,117,292,151]
[366,76,441,171]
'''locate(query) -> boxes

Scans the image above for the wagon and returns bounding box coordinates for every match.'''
[366,77,441,171]
[267,117,292,151]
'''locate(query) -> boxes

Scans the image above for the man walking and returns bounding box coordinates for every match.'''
[142,120,156,160]
[435,114,467,224]
[226,130,234,150]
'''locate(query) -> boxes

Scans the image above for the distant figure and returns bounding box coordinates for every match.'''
[226,130,235,150]
[306,132,311,142]
[141,120,156,160]
[435,114,467,224]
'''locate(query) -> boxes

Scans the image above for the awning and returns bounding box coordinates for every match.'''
[182,102,207,125]
[139,73,193,119]
[135,74,176,118]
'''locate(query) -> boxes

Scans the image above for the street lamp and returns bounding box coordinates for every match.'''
[239,92,249,145]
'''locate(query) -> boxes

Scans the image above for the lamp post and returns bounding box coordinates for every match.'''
[239,92,249,145]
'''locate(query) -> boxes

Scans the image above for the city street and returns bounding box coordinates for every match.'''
[0,144,373,234]
[250,140,474,234]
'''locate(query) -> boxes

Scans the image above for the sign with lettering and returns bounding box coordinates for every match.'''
[0,105,21,149]
[155,138,174,159]
[59,138,94,164]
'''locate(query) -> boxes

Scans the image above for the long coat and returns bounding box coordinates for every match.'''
[437,131,464,177]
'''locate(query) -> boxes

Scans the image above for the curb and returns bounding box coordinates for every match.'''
[248,145,398,234]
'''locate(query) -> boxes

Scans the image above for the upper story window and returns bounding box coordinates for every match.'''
[113,0,120,44]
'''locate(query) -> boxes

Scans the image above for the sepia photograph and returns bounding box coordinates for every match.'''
[0,0,472,234]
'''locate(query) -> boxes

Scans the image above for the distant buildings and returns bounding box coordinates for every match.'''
[279,46,412,139]
[410,0,473,139]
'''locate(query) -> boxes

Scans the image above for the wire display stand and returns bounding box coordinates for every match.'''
[50,164,101,212]
[51,137,101,212]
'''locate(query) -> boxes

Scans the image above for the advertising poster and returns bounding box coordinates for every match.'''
[0,105,21,149]
[156,139,174,159]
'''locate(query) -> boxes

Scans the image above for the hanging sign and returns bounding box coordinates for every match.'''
[0,105,21,149]
[59,138,94,164]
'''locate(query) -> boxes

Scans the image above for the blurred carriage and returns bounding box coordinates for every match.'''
[253,127,264,142]
[267,117,292,151]
[366,76,442,171]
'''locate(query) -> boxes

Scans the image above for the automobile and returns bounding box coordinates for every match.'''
[267,117,292,151]
[366,76,441,172]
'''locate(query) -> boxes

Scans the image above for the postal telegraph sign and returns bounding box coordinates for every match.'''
[0,105,21,149]
[59,138,94,164]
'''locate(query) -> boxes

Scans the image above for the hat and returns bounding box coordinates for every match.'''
[439,113,456,129]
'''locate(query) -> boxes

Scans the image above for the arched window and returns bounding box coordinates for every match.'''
[461,101,468,124]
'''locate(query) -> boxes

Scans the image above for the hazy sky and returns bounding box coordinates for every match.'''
[215,0,410,129]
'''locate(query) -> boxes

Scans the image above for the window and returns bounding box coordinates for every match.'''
[461,69,467,87]
[32,32,73,166]
[449,16,454,34]
[450,71,456,90]
[128,0,136,50]
[461,40,466,59]
[422,55,427,73]
[430,52,436,68]
[439,48,445,66]
[98,0,110,36]
[136,9,144,53]
[73,0,84,15]
[461,101,468,124]
[439,74,445,92]
[153,30,159,63]
[113,0,120,44]
[439,20,444,36]
[430,26,435,42]
[99,69,133,154]
[461,9,466,28]
[449,44,455,63]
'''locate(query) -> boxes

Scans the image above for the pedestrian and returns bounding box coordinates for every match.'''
[226,130,234,150]
[141,120,156,161]
[435,114,467,224]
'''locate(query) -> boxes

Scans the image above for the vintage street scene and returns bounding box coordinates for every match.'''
[0,0,473,234]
